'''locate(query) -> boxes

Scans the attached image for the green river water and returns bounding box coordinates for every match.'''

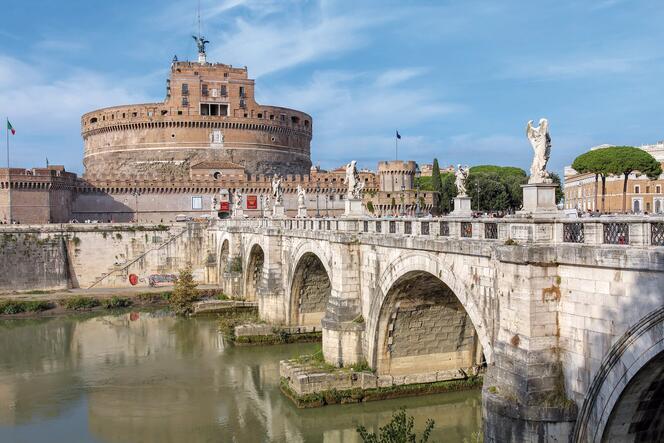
[0,310,481,442]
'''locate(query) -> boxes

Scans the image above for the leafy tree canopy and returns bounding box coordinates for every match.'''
[572,146,662,178]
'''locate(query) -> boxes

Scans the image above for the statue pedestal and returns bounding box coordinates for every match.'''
[450,196,472,217]
[344,199,365,217]
[519,183,558,215]
[297,206,308,218]
[272,204,285,219]
[232,208,244,219]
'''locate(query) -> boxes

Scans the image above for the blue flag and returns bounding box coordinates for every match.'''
[396,130,401,139]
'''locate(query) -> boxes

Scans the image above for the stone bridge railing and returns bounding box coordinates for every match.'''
[215,215,664,247]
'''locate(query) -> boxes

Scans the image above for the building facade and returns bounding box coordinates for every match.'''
[564,142,664,213]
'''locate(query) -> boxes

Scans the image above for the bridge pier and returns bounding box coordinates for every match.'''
[322,242,364,366]
[256,232,287,324]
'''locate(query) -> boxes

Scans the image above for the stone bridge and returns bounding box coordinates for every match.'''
[210,216,664,442]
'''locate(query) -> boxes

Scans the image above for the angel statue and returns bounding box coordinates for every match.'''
[233,190,243,211]
[526,118,552,184]
[454,164,469,197]
[192,35,210,54]
[297,185,306,207]
[271,174,283,204]
[344,160,365,199]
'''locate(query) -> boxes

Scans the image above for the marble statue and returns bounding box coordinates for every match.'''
[455,164,469,197]
[344,160,364,199]
[271,174,283,204]
[233,190,243,211]
[526,118,552,184]
[297,185,306,207]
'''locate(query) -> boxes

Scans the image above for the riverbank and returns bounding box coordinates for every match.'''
[0,285,226,319]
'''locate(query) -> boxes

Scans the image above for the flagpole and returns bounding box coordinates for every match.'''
[6,117,10,224]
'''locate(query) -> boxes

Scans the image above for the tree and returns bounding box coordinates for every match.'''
[357,408,434,443]
[439,172,457,214]
[431,159,443,214]
[601,146,662,212]
[466,165,527,212]
[550,172,564,205]
[169,266,199,315]
[572,149,611,212]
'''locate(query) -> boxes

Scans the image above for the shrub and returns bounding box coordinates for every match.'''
[103,296,133,309]
[350,360,372,373]
[0,300,54,315]
[62,296,100,310]
[215,293,229,300]
[357,408,434,443]
[169,267,199,315]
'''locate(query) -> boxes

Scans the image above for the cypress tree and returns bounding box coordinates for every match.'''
[431,159,443,214]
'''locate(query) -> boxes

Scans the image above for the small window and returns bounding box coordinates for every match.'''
[646,186,650,193]
[161,110,168,116]
[244,113,248,118]
[304,120,310,127]
[213,171,221,180]
[220,85,227,96]
[657,185,662,194]
[90,117,98,123]
[291,116,300,125]
[239,86,246,98]
[635,185,640,194]
[269,114,274,120]
[224,72,229,78]
[177,110,183,115]
[122,113,126,118]
[257,113,262,118]
[192,196,203,210]
[132,112,137,117]
[182,97,189,106]
[182,83,189,95]
[280,114,286,121]
[147,111,153,117]
[201,84,208,96]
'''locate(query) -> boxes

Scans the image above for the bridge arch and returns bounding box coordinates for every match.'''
[244,244,265,301]
[366,251,493,375]
[287,242,333,327]
[574,306,664,443]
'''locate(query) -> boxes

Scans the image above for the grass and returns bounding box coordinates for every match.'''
[218,310,261,338]
[0,300,54,315]
[60,296,100,310]
[102,296,133,309]
[215,293,229,300]
[293,345,337,372]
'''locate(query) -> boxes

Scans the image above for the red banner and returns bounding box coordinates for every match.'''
[220,201,230,212]
[246,195,258,210]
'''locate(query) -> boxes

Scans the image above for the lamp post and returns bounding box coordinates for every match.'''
[476,182,480,213]
[316,182,320,217]
[131,190,141,223]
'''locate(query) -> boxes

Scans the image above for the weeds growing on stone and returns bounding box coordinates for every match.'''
[0,300,54,315]
[102,296,133,309]
[61,296,100,310]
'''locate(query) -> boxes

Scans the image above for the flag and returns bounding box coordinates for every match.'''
[396,130,401,139]
[7,120,15,135]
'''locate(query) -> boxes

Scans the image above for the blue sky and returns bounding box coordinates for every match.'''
[1,0,663,175]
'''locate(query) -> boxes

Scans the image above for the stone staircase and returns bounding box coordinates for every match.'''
[87,226,188,289]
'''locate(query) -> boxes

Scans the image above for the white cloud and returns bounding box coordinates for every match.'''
[258,68,464,169]
[503,54,650,80]
[375,68,428,88]
[0,55,152,171]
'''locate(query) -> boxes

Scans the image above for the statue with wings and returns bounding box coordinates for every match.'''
[526,118,552,184]
[192,35,210,54]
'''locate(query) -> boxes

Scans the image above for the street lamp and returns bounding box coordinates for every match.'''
[476,182,480,213]
[131,190,141,223]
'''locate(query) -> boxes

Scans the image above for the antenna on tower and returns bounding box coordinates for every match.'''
[192,0,209,64]
[197,0,201,40]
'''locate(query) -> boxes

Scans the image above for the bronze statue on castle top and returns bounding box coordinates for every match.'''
[192,35,209,54]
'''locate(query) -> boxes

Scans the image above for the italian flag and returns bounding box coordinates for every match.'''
[7,120,15,135]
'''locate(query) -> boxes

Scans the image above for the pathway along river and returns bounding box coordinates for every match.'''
[0,310,481,442]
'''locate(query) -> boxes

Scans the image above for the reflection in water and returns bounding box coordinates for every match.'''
[0,311,481,442]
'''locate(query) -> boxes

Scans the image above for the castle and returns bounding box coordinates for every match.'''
[0,40,431,224]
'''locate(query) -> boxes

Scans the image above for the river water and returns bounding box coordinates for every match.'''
[0,311,481,443]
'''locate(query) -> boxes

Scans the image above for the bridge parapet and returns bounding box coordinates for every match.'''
[214,215,664,247]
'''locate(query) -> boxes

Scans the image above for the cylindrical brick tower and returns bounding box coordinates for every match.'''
[81,51,312,180]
